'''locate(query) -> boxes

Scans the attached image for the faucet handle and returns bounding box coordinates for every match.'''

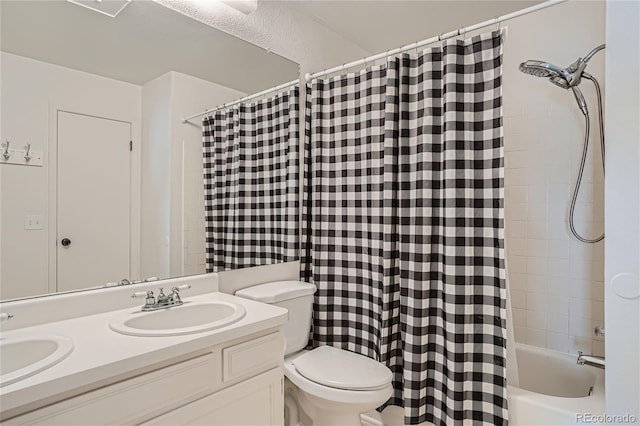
[132,290,153,299]
[170,284,191,302]
[172,284,191,293]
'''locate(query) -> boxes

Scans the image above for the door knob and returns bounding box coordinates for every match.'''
[61,238,71,247]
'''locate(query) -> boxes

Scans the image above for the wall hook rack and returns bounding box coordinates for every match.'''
[1,140,43,167]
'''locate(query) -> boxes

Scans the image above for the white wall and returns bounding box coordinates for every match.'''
[604,0,640,421]
[0,53,249,298]
[140,73,172,280]
[0,52,141,300]
[140,71,245,279]
[169,71,245,276]
[502,1,606,355]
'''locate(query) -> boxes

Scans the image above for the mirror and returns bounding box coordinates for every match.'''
[0,0,300,301]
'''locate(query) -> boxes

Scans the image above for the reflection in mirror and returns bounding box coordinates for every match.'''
[0,0,299,301]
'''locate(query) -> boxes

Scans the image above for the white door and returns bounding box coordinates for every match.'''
[57,111,131,292]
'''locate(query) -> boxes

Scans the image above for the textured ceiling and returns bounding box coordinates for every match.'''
[152,0,545,76]
[290,0,544,53]
[0,0,299,92]
[1,0,546,91]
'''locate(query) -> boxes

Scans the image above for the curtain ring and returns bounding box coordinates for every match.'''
[383,49,391,66]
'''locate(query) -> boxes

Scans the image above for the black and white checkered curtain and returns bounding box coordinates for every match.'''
[302,31,507,425]
[203,87,300,272]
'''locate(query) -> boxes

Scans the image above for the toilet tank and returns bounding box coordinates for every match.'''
[235,281,316,356]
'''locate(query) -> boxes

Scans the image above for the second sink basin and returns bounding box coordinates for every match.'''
[1,335,74,387]
[109,301,246,337]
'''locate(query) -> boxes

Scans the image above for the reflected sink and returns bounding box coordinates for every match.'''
[109,301,246,337]
[0,335,74,387]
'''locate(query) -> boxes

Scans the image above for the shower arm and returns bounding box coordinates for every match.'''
[583,44,606,64]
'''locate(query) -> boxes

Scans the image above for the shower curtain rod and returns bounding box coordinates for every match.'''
[181,78,299,124]
[304,0,567,82]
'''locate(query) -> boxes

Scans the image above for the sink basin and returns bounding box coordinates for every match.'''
[109,301,246,337]
[0,335,74,387]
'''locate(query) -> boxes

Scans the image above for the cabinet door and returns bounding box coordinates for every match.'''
[145,368,284,426]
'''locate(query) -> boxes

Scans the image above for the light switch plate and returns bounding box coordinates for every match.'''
[25,215,44,230]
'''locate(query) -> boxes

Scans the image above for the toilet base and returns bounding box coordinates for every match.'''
[296,395,366,426]
[286,378,387,426]
[360,410,385,426]
[283,351,393,426]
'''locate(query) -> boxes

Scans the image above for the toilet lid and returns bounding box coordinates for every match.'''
[292,346,392,391]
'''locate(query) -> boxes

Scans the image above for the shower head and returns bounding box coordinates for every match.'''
[519,44,605,89]
[519,60,570,79]
[549,76,570,89]
[519,44,605,116]
[519,59,579,90]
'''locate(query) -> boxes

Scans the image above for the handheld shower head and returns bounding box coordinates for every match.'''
[519,60,569,79]
[571,86,589,116]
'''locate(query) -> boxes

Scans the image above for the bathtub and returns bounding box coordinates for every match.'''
[508,343,605,425]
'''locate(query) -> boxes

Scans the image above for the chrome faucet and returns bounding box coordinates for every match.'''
[577,351,605,369]
[132,284,191,311]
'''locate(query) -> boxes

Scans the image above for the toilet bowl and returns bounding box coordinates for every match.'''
[284,348,393,426]
[235,281,393,426]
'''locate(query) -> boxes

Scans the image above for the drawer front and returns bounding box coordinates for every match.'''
[144,367,284,426]
[6,353,218,426]
[223,332,284,383]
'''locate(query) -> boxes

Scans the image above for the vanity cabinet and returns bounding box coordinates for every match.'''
[4,331,284,426]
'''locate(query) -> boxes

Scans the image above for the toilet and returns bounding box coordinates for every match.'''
[235,281,393,426]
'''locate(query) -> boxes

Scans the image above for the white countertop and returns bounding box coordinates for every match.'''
[0,292,288,419]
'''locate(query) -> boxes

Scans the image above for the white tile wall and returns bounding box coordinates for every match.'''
[502,1,605,356]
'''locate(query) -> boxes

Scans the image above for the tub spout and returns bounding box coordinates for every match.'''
[577,351,605,369]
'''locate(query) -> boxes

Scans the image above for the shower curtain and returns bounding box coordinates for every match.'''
[301,31,508,425]
[202,87,300,272]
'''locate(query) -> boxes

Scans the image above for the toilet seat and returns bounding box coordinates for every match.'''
[291,346,392,391]
[284,359,394,406]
